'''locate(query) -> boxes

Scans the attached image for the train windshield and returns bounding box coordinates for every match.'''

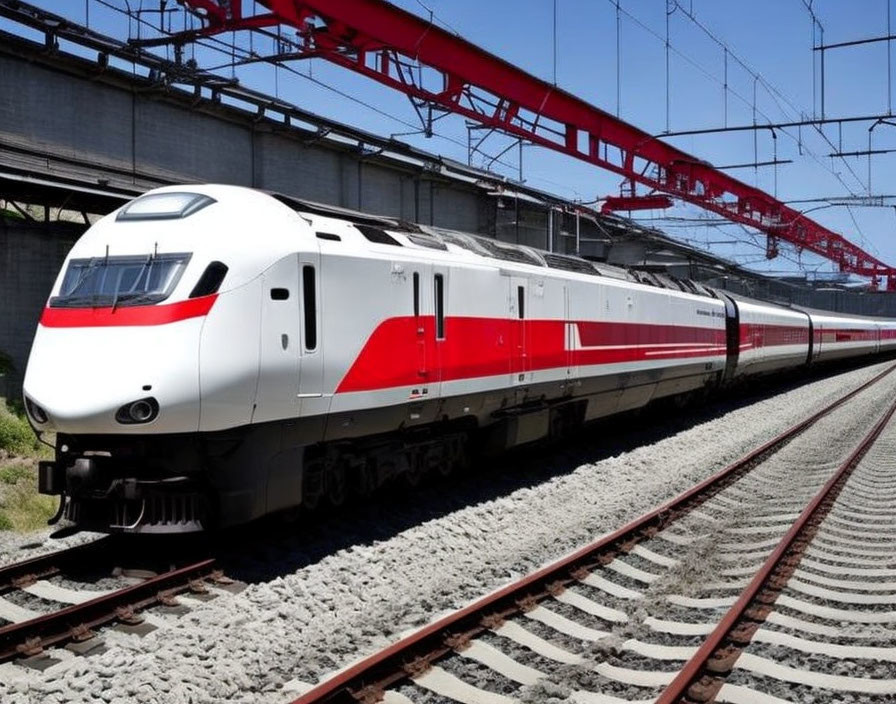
[50,253,191,308]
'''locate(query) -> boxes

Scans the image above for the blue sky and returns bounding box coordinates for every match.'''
[22,1,896,283]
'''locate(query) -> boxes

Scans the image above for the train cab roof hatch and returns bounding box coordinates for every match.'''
[117,192,216,221]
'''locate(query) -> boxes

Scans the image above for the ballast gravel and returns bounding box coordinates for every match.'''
[0,519,102,567]
[0,361,893,704]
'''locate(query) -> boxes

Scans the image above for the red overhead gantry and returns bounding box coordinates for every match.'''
[179,0,896,290]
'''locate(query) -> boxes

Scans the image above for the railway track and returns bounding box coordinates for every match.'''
[659,376,896,704]
[289,361,896,704]
[0,538,233,665]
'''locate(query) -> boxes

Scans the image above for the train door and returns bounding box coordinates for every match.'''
[298,250,326,416]
[804,311,814,366]
[721,294,740,382]
[564,284,578,386]
[509,276,528,384]
[410,263,434,394]
[432,264,448,397]
[255,254,301,423]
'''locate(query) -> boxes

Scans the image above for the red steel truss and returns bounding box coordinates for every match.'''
[180,0,896,289]
[601,195,674,213]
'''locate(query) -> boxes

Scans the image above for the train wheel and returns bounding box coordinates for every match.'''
[302,490,320,511]
[326,464,348,507]
[403,455,424,487]
[433,445,453,477]
[354,462,377,497]
[442,435,468,476]
[302,461,324,511]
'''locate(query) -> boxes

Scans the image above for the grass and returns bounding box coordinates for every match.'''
[0,400,43,456]
[0,461,56,531]
[0,397,56,532]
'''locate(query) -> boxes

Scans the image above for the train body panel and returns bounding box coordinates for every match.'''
[21,185,896,533]
[729,298,811,377]
[880,321,896,352]
[24,318,204,435]
[198,277,264,431]
[810,313,880,362]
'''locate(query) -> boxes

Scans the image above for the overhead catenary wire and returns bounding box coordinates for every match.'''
[608,0,886,275]
[612,0,863,198]
[673,0,866,196]
[643,211,833,271]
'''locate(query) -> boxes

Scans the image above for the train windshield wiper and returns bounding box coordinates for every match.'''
[112,293,162,305]
[50,294,112,308]
[65,258,103,297]
[50,252,191,308]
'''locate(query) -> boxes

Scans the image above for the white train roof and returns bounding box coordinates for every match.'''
[63,184,721,303]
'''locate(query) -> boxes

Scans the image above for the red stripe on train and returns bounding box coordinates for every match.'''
[336,317,726,393]
[39,295,218,327]
[739,323,810,350]
[813,328,879,343]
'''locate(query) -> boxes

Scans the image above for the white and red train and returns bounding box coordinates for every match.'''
[22,185,896,533]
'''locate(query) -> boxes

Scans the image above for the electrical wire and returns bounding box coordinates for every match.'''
[671,1,865,196]
[412,0,462,36]
[641,207,832,271]
[612,0,864,198]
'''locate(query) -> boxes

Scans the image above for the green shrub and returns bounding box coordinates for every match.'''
[0,461,56,532]
[0,402,40,455]
[0,463,32,484]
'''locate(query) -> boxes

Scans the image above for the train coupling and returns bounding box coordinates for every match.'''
[38,460,65,495]
[38,457,103,496]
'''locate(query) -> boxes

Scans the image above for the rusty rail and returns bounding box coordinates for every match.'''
[0,537,113,591]
[0,557,217,660]
[290,363,896,704]
[657,391,896,704]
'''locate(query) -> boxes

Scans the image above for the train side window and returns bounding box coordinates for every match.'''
[270,288,289,300]
[517,285,525,319]
[434,274,445,339]
[356,225,401,246]
[303,265,317,351]
[413,272,420,317]
[189,261,228,298]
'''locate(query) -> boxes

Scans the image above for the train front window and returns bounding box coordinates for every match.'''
[50,253,191,307]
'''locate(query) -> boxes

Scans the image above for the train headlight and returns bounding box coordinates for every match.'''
[25,398,48,424]
[115,397,159,424]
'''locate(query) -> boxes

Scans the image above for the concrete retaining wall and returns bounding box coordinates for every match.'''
[0,220,83,399]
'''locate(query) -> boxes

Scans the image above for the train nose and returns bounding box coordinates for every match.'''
[24,322,202,434]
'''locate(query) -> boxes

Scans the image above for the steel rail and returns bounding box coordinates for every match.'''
[0,537,113,591]
[0,557,217,660]
[290,361,896,704]
[656,386,896,703]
